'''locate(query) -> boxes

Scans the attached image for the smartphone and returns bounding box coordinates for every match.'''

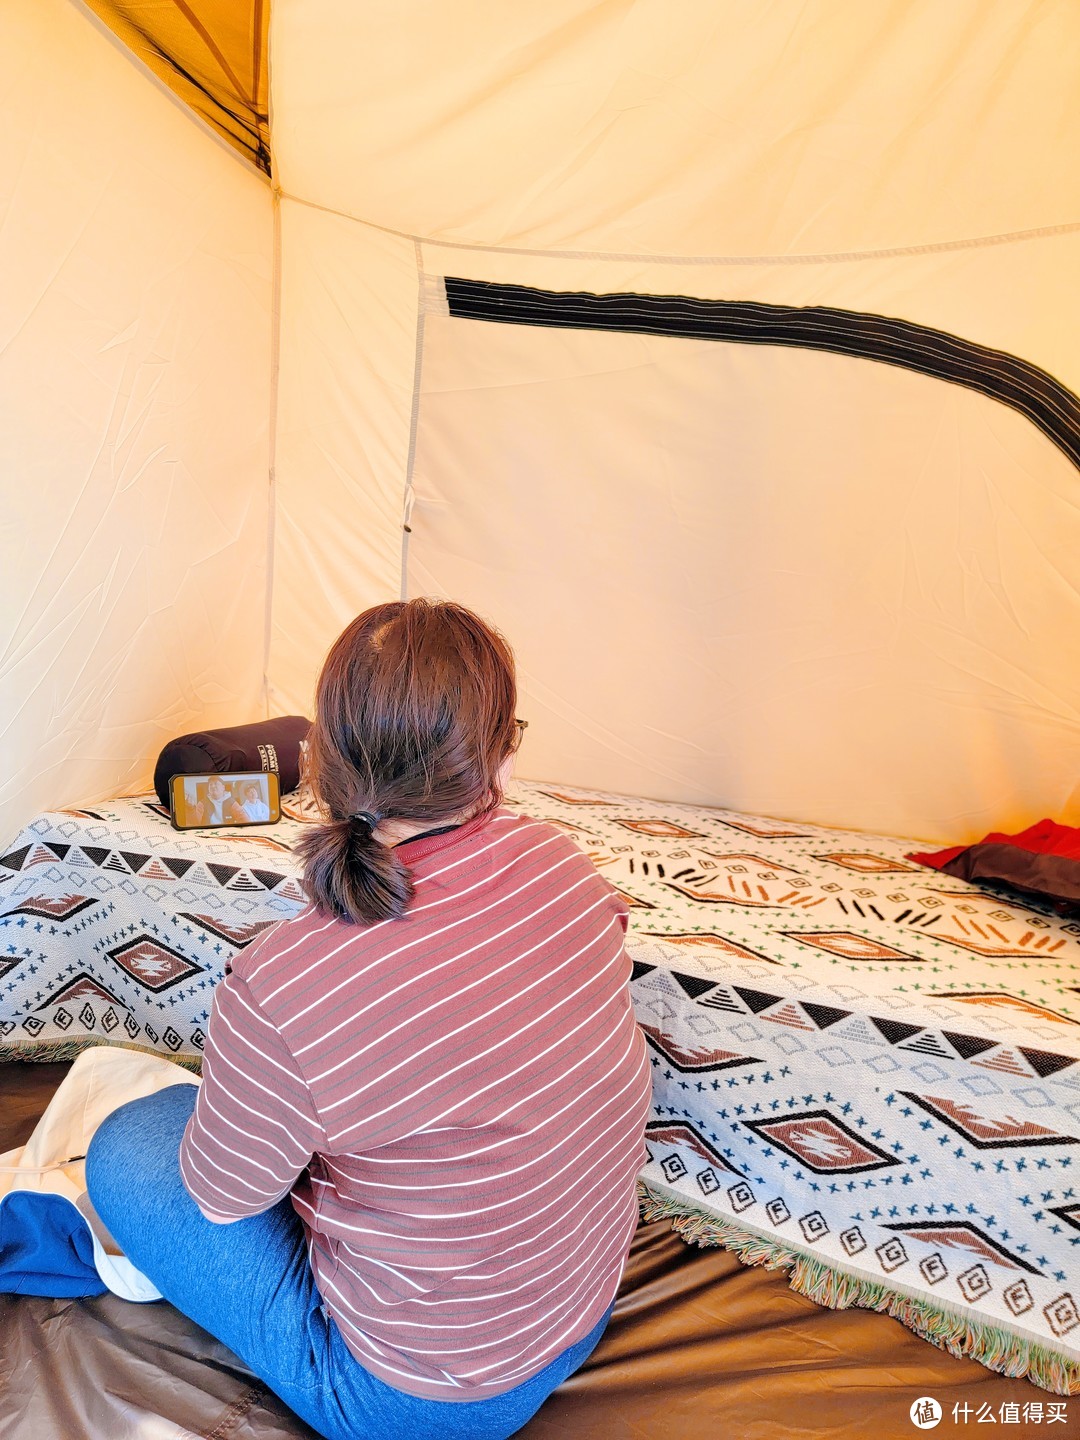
[169,771,281,830]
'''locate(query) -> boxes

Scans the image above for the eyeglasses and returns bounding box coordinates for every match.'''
[512,718,528,751]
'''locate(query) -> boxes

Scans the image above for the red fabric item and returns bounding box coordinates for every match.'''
[910,819,1080,869]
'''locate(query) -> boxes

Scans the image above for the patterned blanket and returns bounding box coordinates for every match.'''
[1,781,1078,1392]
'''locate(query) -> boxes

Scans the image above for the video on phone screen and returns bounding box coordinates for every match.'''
[173,772,276,828]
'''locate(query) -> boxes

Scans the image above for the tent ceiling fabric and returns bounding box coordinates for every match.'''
[81,0,270,174]
[271,0,1080,256]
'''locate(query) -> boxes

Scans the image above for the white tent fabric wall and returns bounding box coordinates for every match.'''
[267,0,1080,843]
[407,265,1080,842]
[0,0,274,840]
[267,206,416,716]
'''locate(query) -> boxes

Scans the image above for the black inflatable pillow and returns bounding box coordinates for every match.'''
[153,716,311,806]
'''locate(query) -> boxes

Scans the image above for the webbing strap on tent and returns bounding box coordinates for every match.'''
[442,279,1080,473]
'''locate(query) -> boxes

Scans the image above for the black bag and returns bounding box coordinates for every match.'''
[153,716,311,806]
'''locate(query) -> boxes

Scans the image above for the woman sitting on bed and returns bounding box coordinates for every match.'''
[86,598,652,1440]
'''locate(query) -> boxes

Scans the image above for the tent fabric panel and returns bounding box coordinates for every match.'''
[0,0,274,839]
[266,203,419,719]
[80,0,270,174]
[267,208,1080,842]
[406,290,1080,843]
[271,0,1080,256]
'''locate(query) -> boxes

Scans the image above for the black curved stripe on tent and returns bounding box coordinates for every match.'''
[442,278,1080,473]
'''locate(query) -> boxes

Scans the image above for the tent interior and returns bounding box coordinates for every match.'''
[2,1,1079,1435]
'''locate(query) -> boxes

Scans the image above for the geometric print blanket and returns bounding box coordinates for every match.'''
[1,779,1078,1392]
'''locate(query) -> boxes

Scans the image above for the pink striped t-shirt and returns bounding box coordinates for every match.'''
[178,807,652,1401]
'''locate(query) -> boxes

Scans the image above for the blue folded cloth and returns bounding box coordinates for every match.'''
[0,1190,107,1297]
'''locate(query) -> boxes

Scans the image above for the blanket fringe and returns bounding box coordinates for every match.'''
[639,1181,1079,1397]
[0,1036,203,1073]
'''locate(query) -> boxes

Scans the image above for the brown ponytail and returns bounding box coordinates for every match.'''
[297,599,517,925]
[299,815,414,927]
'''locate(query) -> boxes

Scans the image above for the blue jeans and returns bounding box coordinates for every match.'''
[85,1085,612,1440]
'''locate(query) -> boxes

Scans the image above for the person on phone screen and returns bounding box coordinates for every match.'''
[84,598,651,1440]
[204,775,228,825]
[238,780,271,823]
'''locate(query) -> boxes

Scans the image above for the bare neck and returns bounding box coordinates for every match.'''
[377,815,465,847]
[372,757,515,848]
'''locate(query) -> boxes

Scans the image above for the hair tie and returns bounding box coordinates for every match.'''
[349,811,380,833]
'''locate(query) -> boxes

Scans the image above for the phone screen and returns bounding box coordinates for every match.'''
[169,771,281,830]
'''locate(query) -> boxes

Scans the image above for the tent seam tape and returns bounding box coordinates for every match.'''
[262,189,282,717]
[400,240,427,601]
[275,190,1080,267]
